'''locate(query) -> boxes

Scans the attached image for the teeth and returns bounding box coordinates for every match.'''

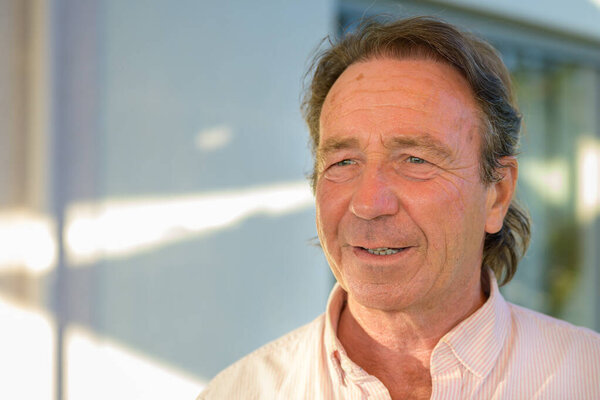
[366,247,400,255]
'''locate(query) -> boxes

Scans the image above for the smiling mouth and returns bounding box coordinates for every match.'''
[362,247,404,256]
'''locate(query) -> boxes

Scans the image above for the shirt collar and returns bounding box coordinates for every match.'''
[323,268,511,382]
[324,283,344,353]
[436,268,511,379]
[323,283,350,385]
[323,284,375,385]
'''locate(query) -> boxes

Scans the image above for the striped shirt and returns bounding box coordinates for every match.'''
[198,272,600,399]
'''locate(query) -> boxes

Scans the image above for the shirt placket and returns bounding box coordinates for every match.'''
[430,343,463,400]
[430,366,462,400]
[339,356,392,400]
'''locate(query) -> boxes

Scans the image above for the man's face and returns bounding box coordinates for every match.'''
[315,58,504,313]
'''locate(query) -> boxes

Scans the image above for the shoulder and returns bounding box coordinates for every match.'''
[509,302,600,341]
[197,314,326,400]
[508,302,600,362]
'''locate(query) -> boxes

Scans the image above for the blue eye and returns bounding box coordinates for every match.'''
[323,158,359,182]
[334,159,356,167]
[408,156,426,164]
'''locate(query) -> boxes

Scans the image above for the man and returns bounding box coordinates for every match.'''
[199,17,600,399]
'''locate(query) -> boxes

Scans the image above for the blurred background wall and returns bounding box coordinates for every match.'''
[1,0,599,399]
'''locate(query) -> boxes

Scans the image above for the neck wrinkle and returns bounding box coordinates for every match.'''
[339,273,487,360]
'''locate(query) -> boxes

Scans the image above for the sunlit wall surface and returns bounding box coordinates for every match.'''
[1,0,335,399]
[92,0,335,387]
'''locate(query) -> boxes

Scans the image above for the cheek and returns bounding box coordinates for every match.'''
[402,180,459,213]
[421,179,490,246]
[402,179,479,238]
[315,201,328,243]
[315,184,345,241]
[315,185,349,281]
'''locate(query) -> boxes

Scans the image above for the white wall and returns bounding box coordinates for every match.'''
[97,0,337,381]
[48,0,337,388]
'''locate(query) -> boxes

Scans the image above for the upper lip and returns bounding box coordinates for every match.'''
[352,244,410,250]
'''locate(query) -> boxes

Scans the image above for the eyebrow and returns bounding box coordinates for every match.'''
[318,137,360,155]
[315,138,356,171]
[386,135,452,160]
[317,134,452,160]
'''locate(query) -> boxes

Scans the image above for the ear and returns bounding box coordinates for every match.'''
[485,157,518,234]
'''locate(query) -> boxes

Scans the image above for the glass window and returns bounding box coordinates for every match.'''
[501,50,599,328]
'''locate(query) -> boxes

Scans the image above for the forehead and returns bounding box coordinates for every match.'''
[319,58,481,149]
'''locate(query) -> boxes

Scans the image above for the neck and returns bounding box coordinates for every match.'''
[337,272,487,399]
[340,288,486,356]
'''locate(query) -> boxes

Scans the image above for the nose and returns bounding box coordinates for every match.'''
[349,166,399,220]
